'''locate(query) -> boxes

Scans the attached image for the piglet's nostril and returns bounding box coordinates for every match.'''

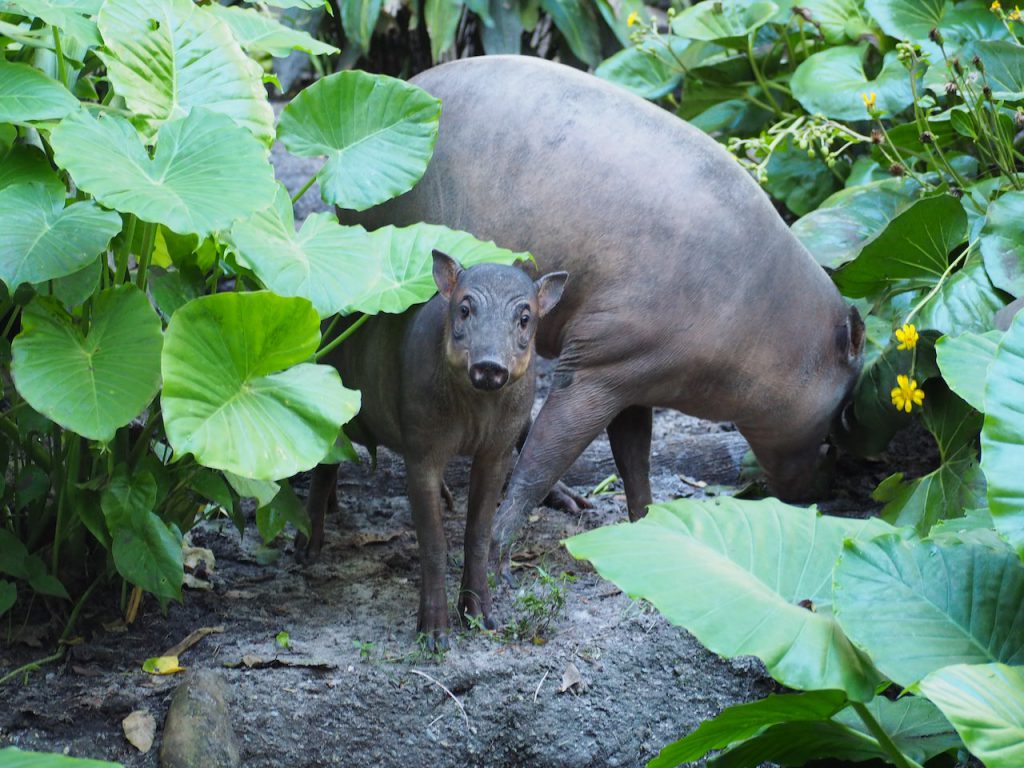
[469,361,509,391]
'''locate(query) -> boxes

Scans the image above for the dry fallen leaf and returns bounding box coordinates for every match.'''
[559,662,583,694]
[122,709,156,752]
[348,530,402,547]
[162,626,225,659]
[183,545,216,572]
[142,655,185,675]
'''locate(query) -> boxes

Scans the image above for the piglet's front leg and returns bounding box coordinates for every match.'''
[459,448,512,631]
[407,460,450,651]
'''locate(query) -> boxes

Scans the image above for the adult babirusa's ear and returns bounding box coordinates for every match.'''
[432,249,463,301]
[535,271,568,318]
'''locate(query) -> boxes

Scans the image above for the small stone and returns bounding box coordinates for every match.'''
[160,670,241,768]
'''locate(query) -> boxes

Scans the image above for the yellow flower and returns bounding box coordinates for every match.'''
[627,10,640,27]
[891,374,925,413]
[861,91,877,110]
[895,323,919,350]
[1010,6,1021,20]
[992,1,1002,10]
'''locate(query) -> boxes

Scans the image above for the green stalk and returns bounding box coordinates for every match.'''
[905,244,972,326]
[851,701,924,768]
[127,406,162,469]
[747,32,781,116]
[52,27,67,88]
[115,214,137,285]
[135,221,157,291]
[314,314,368,361]
[291,175,317,205]
[49,430,74,576]
[0,412,51,472]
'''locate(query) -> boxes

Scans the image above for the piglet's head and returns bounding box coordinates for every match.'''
[432,249,567,392]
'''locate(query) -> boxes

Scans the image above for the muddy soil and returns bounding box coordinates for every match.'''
[0,119,939,767]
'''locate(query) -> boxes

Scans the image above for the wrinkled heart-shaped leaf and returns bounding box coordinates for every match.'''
[113,510,182,602]
[97,0,274,142]
[228,184,378,318]
[3,0,102,48]
[11,287,163,442]
[278,70,440,211]
[0,182,121,290]
[161,292,360,480]
[935,329,1002,412]
[0,145,64,195]
[671,0,777,46]
[50,109,276,238]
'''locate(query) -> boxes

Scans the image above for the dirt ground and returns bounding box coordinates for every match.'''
[0,120,939,767]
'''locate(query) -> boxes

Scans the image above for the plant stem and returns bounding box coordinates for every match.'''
[291,175,317,205]
[0,413,51,472]
[135,221,157,291]
[52,27,67,88]
[747,32,781,116]
[115,214,136,285]
[314,314,368,361]
[851,701,923,768]
[128,407,162,469]
[904,244,973,325]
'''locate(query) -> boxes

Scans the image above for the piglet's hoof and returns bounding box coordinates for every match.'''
[543,481,593,515]
[417,606,450,653]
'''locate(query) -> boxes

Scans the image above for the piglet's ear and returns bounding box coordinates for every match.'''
[535,271,568,318]
[432,249,463,301]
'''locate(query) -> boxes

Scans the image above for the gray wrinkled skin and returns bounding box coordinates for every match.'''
[344,56,864,563]
[301,251,566,647]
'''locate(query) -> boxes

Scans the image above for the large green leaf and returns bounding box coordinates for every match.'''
[565,498,890,700]
[112,509,182,602]
[959,40,1024,101]
[792,47,915,121]
[97,0,274,142]
[0,182,121,290]
[0,748,122,767]
[540,0,602,67]
[161,292,360,480]
[833,194,966,298]
[915,258,1005,336]
[648,690,848,767]
[277,70,440,212]
[864,0,944,41]
[228,184,377,318]
[936,329,1002,412]
[981,311,1024,558]
[596,46,683,101]
[0,61,78,123]
[339,0,382,54]
[797,0,869,44]
[835,533,1024,687]
[0,579,15,617]
[207,4,338,58]
[101,467,157,533]
[980,190,1024,298]
[11,287,163,443]
[0,145,63,195]
[879,453,985,534]
[480,0,523,54]
[792,177,922,270]
[50,108,276,238]
[424,0,461,61]
[918,663,1024,768]
[343,223,532,315]
[670,0,777,47]
[710,695,961,768]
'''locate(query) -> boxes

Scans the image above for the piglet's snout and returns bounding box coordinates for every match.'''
[469,360,509,391]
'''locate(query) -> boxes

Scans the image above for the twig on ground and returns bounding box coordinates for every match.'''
[411,668,469,729]
[533,669,550,703]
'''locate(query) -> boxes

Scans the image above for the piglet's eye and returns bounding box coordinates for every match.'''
[459,304,470,319]
[519,313,530,328]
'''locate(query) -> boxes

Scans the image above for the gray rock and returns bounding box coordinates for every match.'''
[160,670,241,768]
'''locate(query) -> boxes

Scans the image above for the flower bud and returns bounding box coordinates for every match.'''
[889,163,906,177]
[973,54,985,73]
[919,131,935,144]
[870,128,884,144]
[983,85,993,99]
[929,27,943,45]
[949,186,963,199]
[945,81,958,96]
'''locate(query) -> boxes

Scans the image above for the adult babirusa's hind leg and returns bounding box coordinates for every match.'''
[606,405,653,521]
[296,463,340,564]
